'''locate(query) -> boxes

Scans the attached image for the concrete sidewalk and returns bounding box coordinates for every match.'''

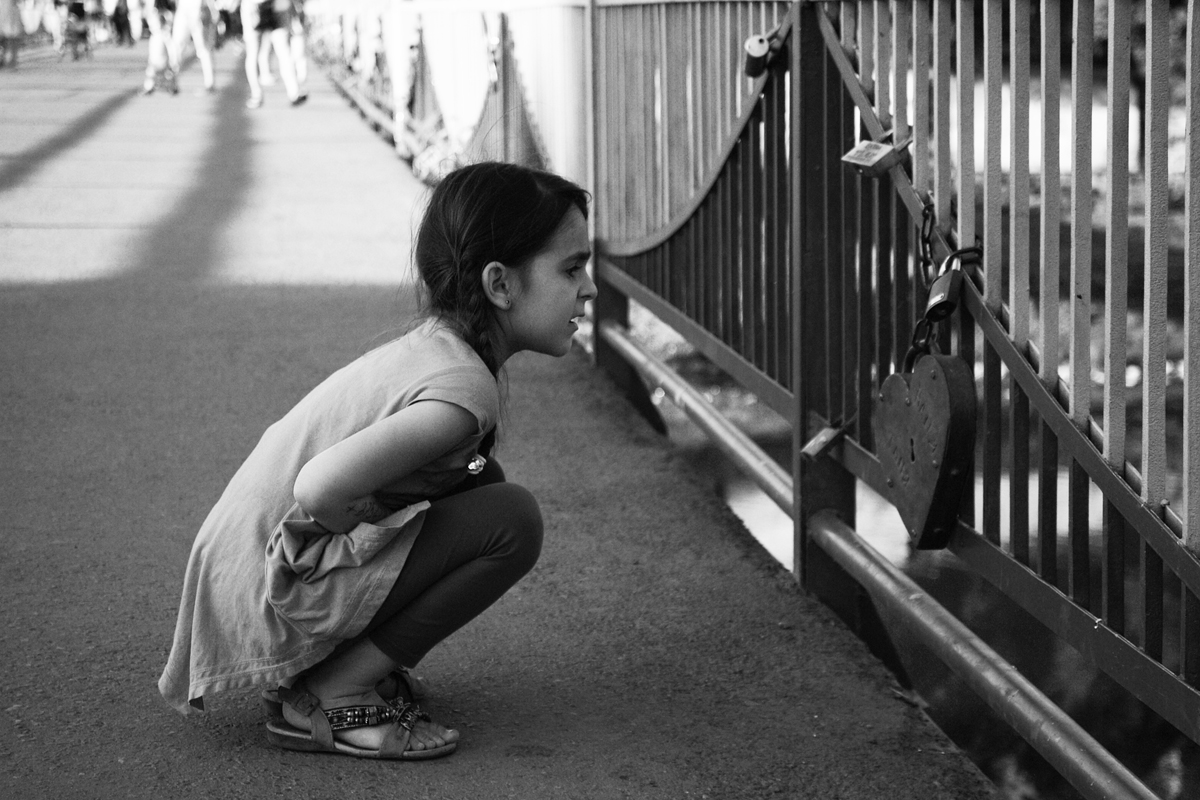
[0,42,996,798]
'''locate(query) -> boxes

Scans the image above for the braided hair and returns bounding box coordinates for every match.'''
[414,162,590,377]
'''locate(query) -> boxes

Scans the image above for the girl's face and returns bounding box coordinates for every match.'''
[502,208,596,360]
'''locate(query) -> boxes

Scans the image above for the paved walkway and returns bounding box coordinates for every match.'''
[0,41,996,799]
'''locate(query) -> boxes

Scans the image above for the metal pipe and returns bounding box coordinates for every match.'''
[597,321,793,513]
[599,318,1155,799]
[807,510,1159,800]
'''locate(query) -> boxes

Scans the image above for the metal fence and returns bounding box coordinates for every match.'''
[590,0,1200,796]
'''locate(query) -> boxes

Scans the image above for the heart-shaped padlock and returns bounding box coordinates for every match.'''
[873,353,976,549]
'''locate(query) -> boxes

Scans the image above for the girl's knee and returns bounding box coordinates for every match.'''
[490,484,543,571]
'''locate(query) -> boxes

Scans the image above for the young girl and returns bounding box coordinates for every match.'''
[159,161,597,760]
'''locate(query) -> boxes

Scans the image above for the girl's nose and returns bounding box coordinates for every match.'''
[581,270,598,301]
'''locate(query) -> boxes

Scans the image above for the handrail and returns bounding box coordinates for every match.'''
[597,313,1163,800]
[808,511,1159,800]
[598,320,792,509]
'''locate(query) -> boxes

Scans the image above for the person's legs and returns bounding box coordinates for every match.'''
[289,20,306,87]
[142,9,169,93]
[267,25,302,102]
[364,482,543,666]
[188,17,214,88]
[240,2,263,105]
[282,478,543,752]
[256,24,273,82]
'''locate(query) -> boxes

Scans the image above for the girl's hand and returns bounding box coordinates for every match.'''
[293,400,478,533]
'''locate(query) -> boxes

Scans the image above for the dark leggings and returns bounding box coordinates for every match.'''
[358,461,543,668]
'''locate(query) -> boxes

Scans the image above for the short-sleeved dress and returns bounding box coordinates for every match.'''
[159,319,499,715]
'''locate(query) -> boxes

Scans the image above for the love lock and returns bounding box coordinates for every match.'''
[873,354,976,549]
[842,133,911,178]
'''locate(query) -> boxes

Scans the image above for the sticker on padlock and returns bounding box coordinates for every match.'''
[842,138,909,178]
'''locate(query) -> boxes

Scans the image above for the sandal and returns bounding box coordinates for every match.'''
[265,684,456,760]
[261,668,426,719]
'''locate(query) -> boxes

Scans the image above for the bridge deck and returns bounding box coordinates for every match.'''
[0,41,995,799]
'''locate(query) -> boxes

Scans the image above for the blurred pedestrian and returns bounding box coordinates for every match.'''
[139,0,175,95]
[168,0,214,93]
[109,0,133,45]
[0,0,23,68]
[287,0,305,88]
[239,0,304,108]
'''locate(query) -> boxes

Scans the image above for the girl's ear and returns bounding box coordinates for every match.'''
[481,261,514,310]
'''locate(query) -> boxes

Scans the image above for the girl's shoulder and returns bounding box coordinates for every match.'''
[366,319,496,398]
[380,317,482,369]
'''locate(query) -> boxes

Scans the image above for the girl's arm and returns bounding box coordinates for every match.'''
[293,400,478,533]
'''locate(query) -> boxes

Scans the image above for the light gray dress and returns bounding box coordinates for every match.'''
[159,320,499,714]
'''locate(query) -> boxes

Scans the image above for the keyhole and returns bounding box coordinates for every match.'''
[910,437,916,462]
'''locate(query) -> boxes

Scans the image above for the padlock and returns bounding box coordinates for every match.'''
[924,265,963,322]
[744,34,771,78]
[842,137,909,178]
[923,247,978,322]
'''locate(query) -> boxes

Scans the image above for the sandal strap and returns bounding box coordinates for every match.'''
[323,704,399,731]
[383,698,432,731]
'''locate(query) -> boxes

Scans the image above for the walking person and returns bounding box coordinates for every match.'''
[168,0,214,93]
[239,0,303,107]
[159,162,597,760]
[139,0,175,94]
[0,0,23,69]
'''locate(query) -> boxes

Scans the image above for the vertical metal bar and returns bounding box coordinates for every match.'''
[732,6,748,356]
[615,8,629,241]
[1068,0,1094,606]
[1183,0,1200,688]
[824,36,843,419]
[874,0,894,375]
[860,0,875,101]
[764,65,781,381]
[748,103,763,371]
[1141,0,1171,662]
[981,0,1004,546]
[954,0,977,529]
[932,0,950,231]
[892,0,910,149]
[1038,0,1063,585]
[1187,0,1200,558]
[838,5,860,427]
[1008,0,1031,564]
[717,2,728,152]
[792,0,807,583]
[874,0,890,122]
[955,0,976,247]
[1142,0,1169,511]
[641,5,654,238]
[892,0,913,366]
[1102,0,1132,636]
[910,0,930,197]
[1037,0,1061,561]
[592,2,605,242]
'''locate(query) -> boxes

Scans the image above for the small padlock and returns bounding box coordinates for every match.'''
[923,247,980,322]
[842,135,910,178]
[924,265,963,322]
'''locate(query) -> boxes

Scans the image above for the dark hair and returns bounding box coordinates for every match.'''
[414,161,590,376]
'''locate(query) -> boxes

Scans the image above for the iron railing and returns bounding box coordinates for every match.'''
[591,0,1200,796]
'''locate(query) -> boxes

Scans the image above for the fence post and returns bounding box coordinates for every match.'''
[790,0,907,683]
